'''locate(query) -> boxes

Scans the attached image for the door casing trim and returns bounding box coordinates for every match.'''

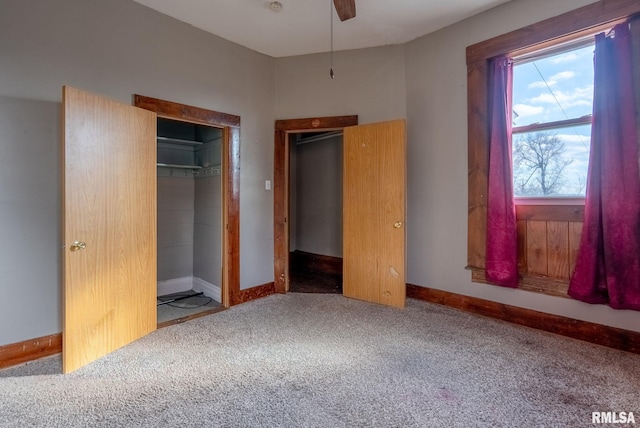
[134,95,240,307]
[273,115,358,293]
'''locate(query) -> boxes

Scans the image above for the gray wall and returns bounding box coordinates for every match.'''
[0,97,60,344]
[294,136,343,257]
[0,0,275,345]
[275,45,407,124]
[275,0,640,333]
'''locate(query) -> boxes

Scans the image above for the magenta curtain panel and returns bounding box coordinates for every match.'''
[568,23,640,310]
[485,56,518,288]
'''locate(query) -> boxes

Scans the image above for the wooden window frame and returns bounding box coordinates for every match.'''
[466,0,640,292]
[512,115,593,135]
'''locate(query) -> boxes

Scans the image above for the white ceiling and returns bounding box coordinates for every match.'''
[132,0,513,58]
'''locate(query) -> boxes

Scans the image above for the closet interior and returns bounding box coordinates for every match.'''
[156,117,223,323]
[288,131,344,294]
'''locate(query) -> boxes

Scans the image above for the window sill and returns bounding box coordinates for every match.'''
[515,204,584,222]
[470,268,570,299]
[515,196,585,206]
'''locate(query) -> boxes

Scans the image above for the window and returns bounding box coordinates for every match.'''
[512,42,595,198]
[465,0,640,293]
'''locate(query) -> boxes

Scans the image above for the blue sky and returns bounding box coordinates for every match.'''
[512,44,595,196]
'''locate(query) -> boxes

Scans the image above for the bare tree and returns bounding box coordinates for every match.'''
[512,132,572,196]
[575,174,587,195]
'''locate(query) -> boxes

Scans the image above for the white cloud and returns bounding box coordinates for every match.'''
[527,71,575,90]
[528,81,552,89]
[529,85,593,108]
[550,71,575,81]
[513,103,544,118]
[563,143,590,159]
[557,133,591,144]
[551,52,579,64]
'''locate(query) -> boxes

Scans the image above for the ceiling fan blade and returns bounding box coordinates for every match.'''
[333,0,356,21]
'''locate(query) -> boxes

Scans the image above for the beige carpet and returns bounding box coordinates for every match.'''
[0,294,638,427]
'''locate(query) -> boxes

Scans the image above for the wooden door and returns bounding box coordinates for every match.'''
[62,86,157,373]
[343,119,406,308]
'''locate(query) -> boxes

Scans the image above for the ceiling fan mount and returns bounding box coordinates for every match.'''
[333,0,356,21]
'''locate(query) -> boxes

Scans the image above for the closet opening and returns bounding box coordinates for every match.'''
[134,94,241,326]
[288,131,344,294]
[156,117,225,324]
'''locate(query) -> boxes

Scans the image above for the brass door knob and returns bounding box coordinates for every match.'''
[70,241,86,252]
[394,221,403,228]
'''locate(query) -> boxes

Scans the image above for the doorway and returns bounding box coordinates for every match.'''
[288,131,344,293]
[134,95,241,321]
[274,117,407,308]
[273,115,358,294]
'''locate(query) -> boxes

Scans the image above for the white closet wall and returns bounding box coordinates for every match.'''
[157,175,195,286]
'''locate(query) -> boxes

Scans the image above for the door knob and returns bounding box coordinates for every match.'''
[394,221,403,228]
[70,241,86,252]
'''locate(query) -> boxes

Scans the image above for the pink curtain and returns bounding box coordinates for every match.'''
[568,23,640,310]
[486,56,518,288]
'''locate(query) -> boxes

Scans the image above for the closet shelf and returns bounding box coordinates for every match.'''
[157,163,203,170]
[157,136,203,146]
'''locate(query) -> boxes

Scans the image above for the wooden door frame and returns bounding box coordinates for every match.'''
[134,95,240,307]
[273,115,358,294]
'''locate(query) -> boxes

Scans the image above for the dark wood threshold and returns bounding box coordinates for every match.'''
[157,306,227,329]
[407,284,640,355]
[0,333,62,370]
[290,250,343,276]
[235,281,275,304]
[289,251,343,294]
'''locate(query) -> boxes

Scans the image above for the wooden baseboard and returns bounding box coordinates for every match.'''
[290,250,343,276]
[0,333,62,370]
[9,283,633,371]
[235,281,275,305]
[407,284,640,355]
